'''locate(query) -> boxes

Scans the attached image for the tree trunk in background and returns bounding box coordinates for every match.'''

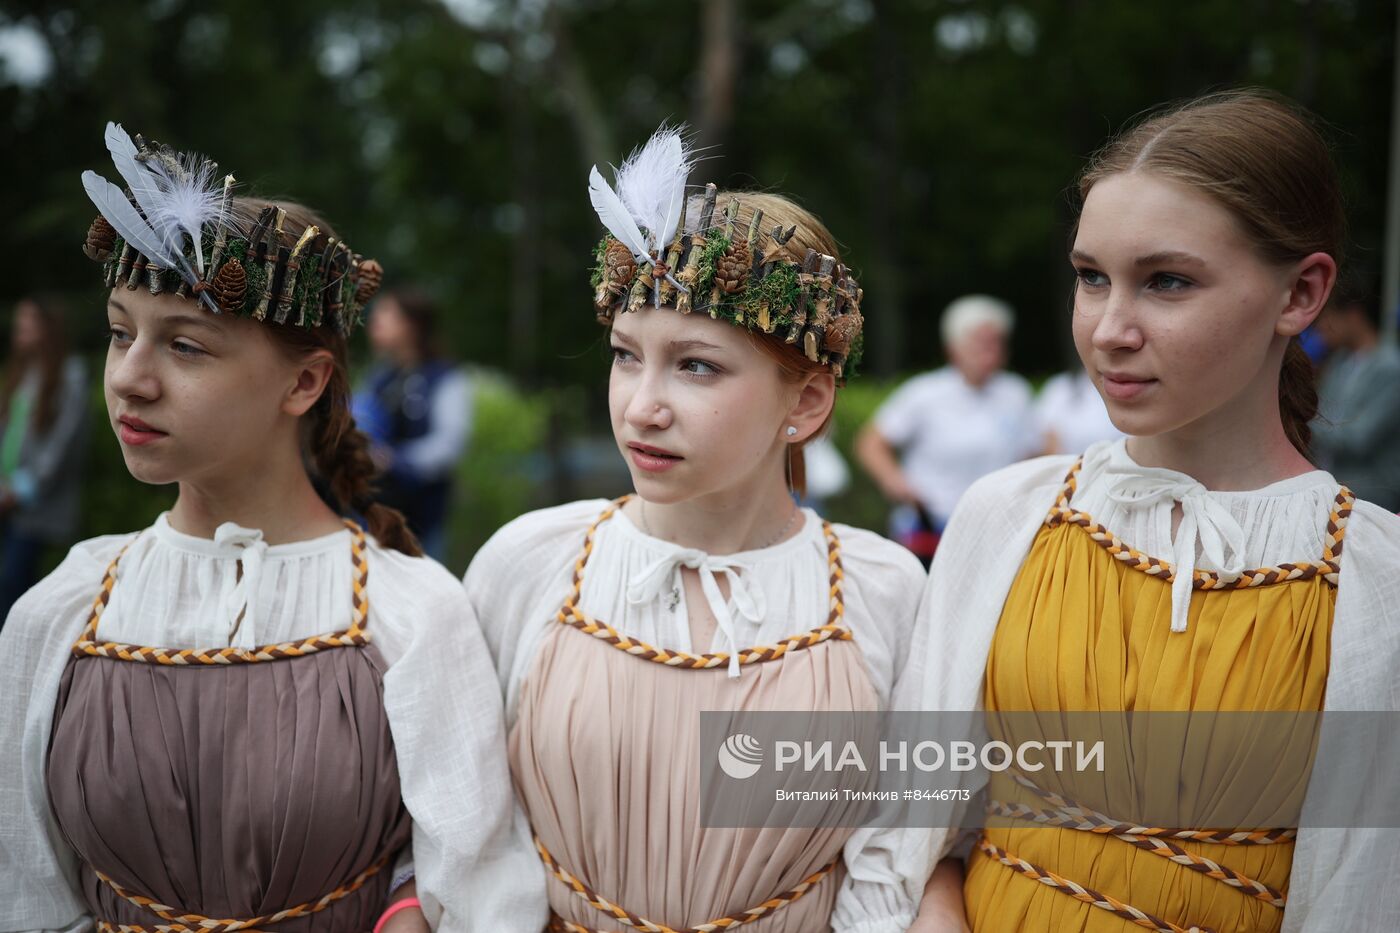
[865,0,904,377]
[544,2,614,173]
[696,0,739,162]
[505,32,541,383]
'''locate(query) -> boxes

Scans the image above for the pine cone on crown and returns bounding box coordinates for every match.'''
[84,216,117,261]
[715,240,751,294]
[824,310,864,353]
[355,259,384,304]
[605,240,637,293]
[211,259,248,314]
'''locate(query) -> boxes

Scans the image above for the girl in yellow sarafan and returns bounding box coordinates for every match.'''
[832,91,1400,933]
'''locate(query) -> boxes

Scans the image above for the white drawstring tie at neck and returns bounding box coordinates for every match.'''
[1104,466,1247,633]
[213,523,269,642]
[627,549,766,677]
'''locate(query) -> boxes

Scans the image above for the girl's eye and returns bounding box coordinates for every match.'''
[172,340,206,358]
[1148,272,1191,291]
[682,359,719,377]
[107,326,132,346]
[1075,268,1108,288]
[611,346,636,364]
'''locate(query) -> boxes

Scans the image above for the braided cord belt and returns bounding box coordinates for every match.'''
[976,838,1214,933]
[93,856,387,933]
[555,497,850,669]
[73,519,370,664]
[980,771,1296,933]
[536,835,836,933]
[1046,459,1353,590]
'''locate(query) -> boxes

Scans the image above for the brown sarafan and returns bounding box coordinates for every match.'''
[45,523,411,932]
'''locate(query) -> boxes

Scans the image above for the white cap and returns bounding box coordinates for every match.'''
[940,294,1014,349]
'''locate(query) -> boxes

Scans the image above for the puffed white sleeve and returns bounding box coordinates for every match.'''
[826,528,926,933]
[829,457,1071,933]
[0,536,131,933]
[370,546,547,933]
[1283,501,1400,932]
[466,501,611,717]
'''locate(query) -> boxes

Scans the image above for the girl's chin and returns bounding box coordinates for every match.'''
[1102,404,1184,439]
[120,453,181,486]
[630,468,682,491]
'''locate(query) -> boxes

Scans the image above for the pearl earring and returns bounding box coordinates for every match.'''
[786,426,798,437]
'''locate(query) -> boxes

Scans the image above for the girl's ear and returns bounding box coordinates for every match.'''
[783,372,836,443]
[1277,251,1337,337]
[283,349,335,417]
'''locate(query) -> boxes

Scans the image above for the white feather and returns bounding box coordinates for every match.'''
[103,122,143,189]
[82,171,218,313]
[615,125,693,255]
[82,171,189,280]
[103,122,227,278]
[145,153,225,277]
[588,165,650,261]
[104,123,180,258]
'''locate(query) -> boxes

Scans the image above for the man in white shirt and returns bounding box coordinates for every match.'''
[1034,367,1123,456]
[856,295,1036,559]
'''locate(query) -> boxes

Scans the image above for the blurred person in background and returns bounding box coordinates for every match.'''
[1311,274,1400,510]
[0,294,88,628]
[799,430,851,515]
[354,287,473,560]
[1034,364,1121,455]
[855,294,1036,565]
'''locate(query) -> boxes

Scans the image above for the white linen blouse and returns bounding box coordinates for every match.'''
[0,513,543,933]
[831,438,1400,933]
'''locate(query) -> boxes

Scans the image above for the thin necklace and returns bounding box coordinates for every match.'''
[638,499,800,550]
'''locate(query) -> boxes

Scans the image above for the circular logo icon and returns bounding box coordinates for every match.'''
[717,733,764,780]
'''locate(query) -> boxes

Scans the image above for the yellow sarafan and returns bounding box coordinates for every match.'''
[963,464,1351,933]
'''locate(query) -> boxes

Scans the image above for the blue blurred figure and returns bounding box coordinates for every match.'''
[353,288,472,560]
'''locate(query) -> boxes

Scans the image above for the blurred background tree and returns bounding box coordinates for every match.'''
[1,0,1394,571]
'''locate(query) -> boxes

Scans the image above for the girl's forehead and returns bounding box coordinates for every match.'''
[611,305,747,346]
[1077,172,1244,253]
[108,289,261,341]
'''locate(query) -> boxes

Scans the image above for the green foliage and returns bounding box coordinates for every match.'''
[589,238,606,294]
[4,0,1395,557]
[738,262,801,329]
[693,233,731,310]
[446,370,549,570]
[11,0,1395,385]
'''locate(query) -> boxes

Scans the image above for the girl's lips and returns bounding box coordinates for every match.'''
[628,443,683,474]
[1101,373,1157,401]
[117,418,168,447]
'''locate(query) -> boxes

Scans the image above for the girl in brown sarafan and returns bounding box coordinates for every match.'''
[0,125,541,932]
